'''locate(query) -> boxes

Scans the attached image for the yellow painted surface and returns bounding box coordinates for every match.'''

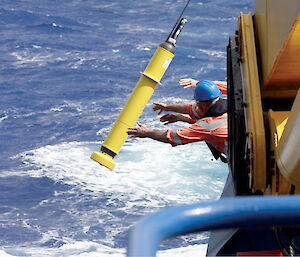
[143,46,174,83]
[239,13,266,192]
[267,110,289,195]
[263,14,300,96]
[269,111,289,142]
[254,0,300,98]
[91,45,174,170]
[102,75,157,155]
[91,151,116,171]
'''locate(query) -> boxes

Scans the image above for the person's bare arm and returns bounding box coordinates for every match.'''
[179,78,199,88]
[160,113,194,125]
[152,102,189,115]
[127,122,170,143]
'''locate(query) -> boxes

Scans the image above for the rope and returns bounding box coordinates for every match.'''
[166,0,191,41]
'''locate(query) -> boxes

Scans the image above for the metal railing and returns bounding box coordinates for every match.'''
[127,195,300,256]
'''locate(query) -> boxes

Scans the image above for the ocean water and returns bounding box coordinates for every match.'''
[0,0,254,256]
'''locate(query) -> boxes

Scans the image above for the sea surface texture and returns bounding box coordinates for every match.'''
[0,0,254,256]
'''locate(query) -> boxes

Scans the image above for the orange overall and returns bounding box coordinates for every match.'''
[166,81,228,154]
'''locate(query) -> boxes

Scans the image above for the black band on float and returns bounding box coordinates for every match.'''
[101,146,117,158]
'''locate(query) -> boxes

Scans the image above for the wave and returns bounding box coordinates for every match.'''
[2,140,228,253]
[1,241,207,257]
[0,8,86,28]
[26,23,81,34]
[0,115,8,123]
[15,141,227,203]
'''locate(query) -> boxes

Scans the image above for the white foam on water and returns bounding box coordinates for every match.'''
[2,241,208,257]
[11,139,227,256]
[157,244,208,257]
[17,140,227,205]
[0,115,9,123]
[10,47,102,69]
[2,242,125,257]
[0,249,15,257]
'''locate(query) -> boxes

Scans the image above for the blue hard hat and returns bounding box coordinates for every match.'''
[194,80,221,101]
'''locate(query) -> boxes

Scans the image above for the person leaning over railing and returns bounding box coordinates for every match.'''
[127,79,228,162]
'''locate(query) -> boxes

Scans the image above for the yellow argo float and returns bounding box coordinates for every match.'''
[91,18,187,170]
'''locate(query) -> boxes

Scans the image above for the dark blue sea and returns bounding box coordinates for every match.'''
[0,0,254,256]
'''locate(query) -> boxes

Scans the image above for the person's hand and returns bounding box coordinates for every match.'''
[179,78,199,89]
[160,113,180,125]
[152,102,168,115]
[127,122,149,138]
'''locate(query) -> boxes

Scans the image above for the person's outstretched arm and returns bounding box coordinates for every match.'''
[179,78,227,94]
[152,102,190,115]
[179,78,199,88]
[127,122,170,144]
[160,113,195,125]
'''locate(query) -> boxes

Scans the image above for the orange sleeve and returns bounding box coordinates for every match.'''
[166,126,210,146]
[213,81,227,95]
[187,102,203,120]
[166,129,178,147]
[176,123,227,152]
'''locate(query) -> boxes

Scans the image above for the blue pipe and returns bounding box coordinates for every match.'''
[127,195,300,256]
